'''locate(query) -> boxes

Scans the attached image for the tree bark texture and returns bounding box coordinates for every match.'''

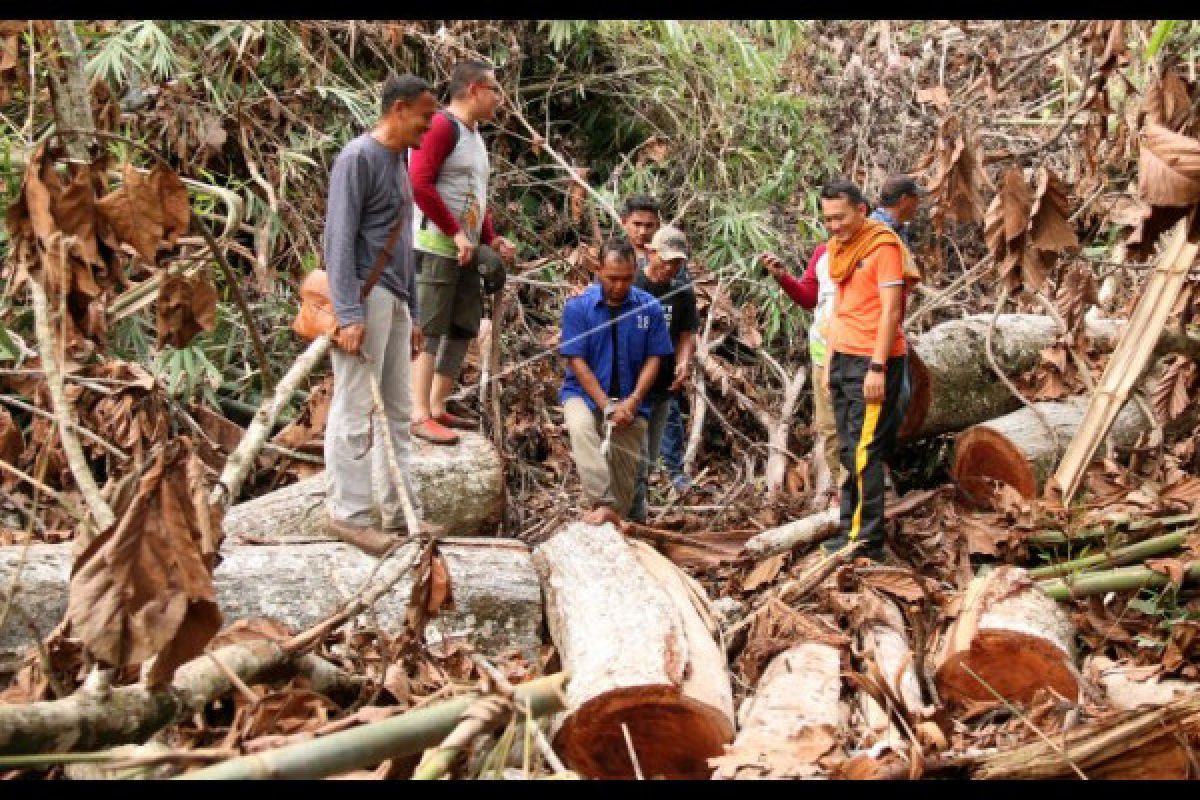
[902,312,1200,440]
[711,642,842,779]
[221,432,504,543]
[532,522,734,779]
[951,396,1148,503]
[935,566,1078,708]
[856,597,926,749]
[0,538,542,661]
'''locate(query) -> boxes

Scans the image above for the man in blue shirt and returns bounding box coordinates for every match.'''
[560,237,674,526]
[868,174,923,246]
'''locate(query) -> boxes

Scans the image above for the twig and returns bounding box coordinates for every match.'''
[620,723,644,780]
[205,652,261,704]
[984,283,1059,452]
[0,394,128,462]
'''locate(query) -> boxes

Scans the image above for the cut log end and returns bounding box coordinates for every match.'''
[951,424,1037,503]
[897,346,931,441]
[553,685,734,780]
[936,630,1079,706]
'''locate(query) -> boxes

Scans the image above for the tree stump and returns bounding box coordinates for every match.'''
[532,522,734,779]
[951,397,1148,504]
[223,432,505,543]
[935,566,1078,707]
[711,642,842,779]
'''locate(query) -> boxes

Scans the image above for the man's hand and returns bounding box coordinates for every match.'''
[411,325,424,359]
[668,359,691,393]
[453,231,476,267]
[492,235,517,263]
[335,323,365,356]
[759,252,785,280]
[611,397,638,428]
[863,369,885,403]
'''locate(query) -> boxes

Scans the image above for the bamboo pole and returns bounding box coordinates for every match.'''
[1039,561,1200,601]
[1029,531,1189,580]
[178,673,569,780]
[1026,513,1198,547]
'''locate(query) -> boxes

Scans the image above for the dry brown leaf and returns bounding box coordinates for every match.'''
[426,553,452,613]
[67,438,222,687]
[95,163,190,263]
[1029,166,1079,254]
[208,617,293,651]
[926,115,991,232]
[742,552,787,592]
[1145,557,1189,589]
[636,136,670,166]
[1141,70,1194,134]
[915,86,950,109]
[156,271,217,348]
[1054,263,1098,336]
[0,406,23,467]
[1138,123,1200,208]
[1151,356,1197,424]
[859,569,924,603]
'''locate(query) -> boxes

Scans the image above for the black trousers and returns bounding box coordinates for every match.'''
[829,352,910,546]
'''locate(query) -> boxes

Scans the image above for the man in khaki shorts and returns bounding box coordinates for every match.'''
[409,60,516,445]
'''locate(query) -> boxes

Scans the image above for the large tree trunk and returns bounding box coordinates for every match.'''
[222,432,504,543]
[951,396,1149,504]
[856,597,926,749]
[711,642,842,779]
[935,566,1078,708]
[0,538,542,661]
[532,522,734,779]
[902,312,1200,440]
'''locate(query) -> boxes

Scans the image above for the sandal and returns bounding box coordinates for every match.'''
[411,416,460,445]
[434,410,477,431]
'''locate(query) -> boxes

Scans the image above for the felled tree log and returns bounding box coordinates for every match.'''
[951,396,1148,503]
[742,509,839,558]
[935,566,1078,708]
[222,432,504,543]
[710,642,842,780]
[1088,656,1200,711]
[902,312,1200,440]
[0,539,542,662]
[532,522,734,779]
[857,597,926,748]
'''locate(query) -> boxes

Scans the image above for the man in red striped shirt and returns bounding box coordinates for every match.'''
[409,61,516,445]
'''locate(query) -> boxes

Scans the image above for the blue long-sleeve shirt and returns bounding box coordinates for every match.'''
[323,133,418,326]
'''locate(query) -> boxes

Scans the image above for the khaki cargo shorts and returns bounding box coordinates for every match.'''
[415,250,483,340]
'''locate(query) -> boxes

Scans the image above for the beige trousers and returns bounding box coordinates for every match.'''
[325,287,417,528]
[564,396,647,517]
[813,360,846,490]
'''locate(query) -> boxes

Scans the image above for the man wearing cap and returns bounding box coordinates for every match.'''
[409,60,517,446]
[629,225,700,523]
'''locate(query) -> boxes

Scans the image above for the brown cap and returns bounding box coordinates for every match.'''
[648,225,688,261]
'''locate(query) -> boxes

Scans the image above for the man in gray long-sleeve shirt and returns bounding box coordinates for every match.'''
[322,73,437,555]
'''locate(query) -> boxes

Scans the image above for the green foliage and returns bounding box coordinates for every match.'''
[155,339,222,406]
[85,21,183,86]
[1145,20,1180,61]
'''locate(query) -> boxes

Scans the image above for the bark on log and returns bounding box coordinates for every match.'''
[857,597,926,749]
[902,312,1200,440]
[711,642,842,779]
[222,432,504,543]
[935,566,1078,708]
[742,509,839,558]
[951,396,1148,504]
[1088,656,1200,711]
[0,539,542,661]
[532,522,734,779]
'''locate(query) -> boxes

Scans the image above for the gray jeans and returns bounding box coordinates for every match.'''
[325,287,417,528]
[629,395,673,522]
[564,397,646,518]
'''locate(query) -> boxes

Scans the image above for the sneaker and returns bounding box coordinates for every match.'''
[434,410,477,431]
[329,519,399,557]
[411,416,460,445]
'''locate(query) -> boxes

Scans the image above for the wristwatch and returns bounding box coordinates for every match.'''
[868,361,885,374]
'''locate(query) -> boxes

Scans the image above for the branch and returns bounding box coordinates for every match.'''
[28,268,114,532]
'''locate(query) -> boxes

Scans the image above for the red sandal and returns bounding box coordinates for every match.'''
[434,410,477,431]
[411,416,459,445]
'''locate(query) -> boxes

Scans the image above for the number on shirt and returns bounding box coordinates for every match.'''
[637,315,649,329]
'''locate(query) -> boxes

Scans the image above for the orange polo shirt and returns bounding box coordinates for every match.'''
[830,242,907,358]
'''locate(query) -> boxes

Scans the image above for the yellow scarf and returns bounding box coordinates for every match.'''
[826,218,921,287]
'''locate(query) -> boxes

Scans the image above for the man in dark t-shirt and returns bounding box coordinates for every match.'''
[629,225,699,523]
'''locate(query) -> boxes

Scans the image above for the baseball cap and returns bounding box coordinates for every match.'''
[649,225,688,261]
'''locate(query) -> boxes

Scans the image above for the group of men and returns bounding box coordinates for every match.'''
[320,64,923,563]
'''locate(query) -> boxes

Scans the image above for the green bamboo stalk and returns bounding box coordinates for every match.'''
[1039,562,1200,601]
[1029,531,1188,580]
[178,673,569,780]
[1025,513,1198,547]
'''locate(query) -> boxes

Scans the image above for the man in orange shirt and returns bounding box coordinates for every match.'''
[819,180,919,560]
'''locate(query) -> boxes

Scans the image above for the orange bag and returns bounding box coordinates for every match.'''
[292,216,408,341]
